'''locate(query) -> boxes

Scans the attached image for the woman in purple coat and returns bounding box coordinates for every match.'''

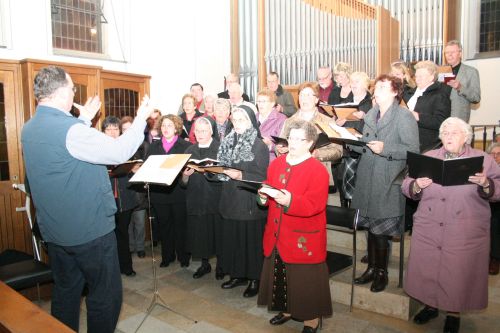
[402,117,500,333]
[257,88,287,164]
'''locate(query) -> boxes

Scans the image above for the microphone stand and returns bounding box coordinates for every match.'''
[134,182,197,332]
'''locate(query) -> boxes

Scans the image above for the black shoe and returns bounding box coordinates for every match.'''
[269,312,292,325]
[124,270,136,277]
[221,278,248,289]
[243,280,259,297]
[137,251,146,258]
[328,185,337,194]
[354,267,375,285]
[180,261,190,268]
[413,306,439,325]
[215,266,225,280]
[361,254,368,264]
[302,319,321,333]
[160,261,171,268]
[193,264,211,279]
[370,269,388,292]
[443,315,460,333]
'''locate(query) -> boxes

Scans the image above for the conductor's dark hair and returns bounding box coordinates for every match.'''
[33,66,68,102]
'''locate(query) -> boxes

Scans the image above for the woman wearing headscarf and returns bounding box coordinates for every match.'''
[182,117,223,279]
[218,106,269,298]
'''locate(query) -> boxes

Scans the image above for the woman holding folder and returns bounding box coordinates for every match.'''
[217,106,269,297]
[350,74,419,292]
[257,119,331,333]
[402,117,500,333]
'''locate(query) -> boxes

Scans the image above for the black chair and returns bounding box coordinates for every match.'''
[0,184,52,299]
[325,205,359,311]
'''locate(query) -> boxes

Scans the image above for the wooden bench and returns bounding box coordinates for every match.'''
[0,281,74,333]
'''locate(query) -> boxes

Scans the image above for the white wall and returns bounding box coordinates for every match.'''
[466,57,500,126]
[0,0,231,114]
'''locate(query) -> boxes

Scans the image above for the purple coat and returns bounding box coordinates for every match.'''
[402,145,500,312]
[259,109,287,163]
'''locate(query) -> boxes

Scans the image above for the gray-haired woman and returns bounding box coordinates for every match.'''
[402,117,500,333]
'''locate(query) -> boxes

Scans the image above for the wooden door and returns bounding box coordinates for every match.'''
[0,63,30,253]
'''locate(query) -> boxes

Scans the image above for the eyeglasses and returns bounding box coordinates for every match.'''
[490,152,500,157]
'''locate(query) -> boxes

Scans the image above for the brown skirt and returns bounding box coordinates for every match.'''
[257,250,332,321]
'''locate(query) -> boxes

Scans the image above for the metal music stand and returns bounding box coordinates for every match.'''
[134,182,197,333]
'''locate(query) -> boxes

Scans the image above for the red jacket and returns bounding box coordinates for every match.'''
[262,155,329,264]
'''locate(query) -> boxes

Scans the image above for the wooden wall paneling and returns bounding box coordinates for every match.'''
[230,0,240,76]
[376,6,393,76]
[0,61,30,253]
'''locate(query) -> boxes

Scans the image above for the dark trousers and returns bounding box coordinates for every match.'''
[115,210,133,273]
[154,203,189,264]
[47,231,122,333]
[492,204,500,260]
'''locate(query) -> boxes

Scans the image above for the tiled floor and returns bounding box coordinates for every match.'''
[37,248,500,333]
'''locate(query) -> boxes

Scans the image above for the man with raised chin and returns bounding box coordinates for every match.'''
[444,40,481,123]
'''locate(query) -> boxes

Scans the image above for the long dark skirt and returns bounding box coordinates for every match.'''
[258,250,332,321]
[219,218,265,280]
[186,214,222,259]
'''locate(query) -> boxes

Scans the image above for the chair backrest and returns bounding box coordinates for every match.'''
[325,205,359,232]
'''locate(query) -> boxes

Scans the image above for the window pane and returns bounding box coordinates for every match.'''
[479,0,500,52]
[51,0,102,53]
[0,83,10,181]
[104,88,139,119]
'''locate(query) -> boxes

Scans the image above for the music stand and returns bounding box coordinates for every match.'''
[133,183,197,332]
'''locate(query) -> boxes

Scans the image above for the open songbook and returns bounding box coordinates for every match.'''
[319,102,360,120]
[186,158,220,172]
[315,121,366,146]
[129,154,191,186]
[407,151,484,186]
[235,179,285,197]
[109,159,143,177]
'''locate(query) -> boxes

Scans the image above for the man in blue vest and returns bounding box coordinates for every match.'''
[21,66,153,333]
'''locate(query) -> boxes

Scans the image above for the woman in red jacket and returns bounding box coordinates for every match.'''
[257,119,331,333]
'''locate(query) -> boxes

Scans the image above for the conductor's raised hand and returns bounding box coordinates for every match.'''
[136,95,154,121]
[74,95,101,120]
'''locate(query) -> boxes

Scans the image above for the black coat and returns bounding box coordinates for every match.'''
[218,138,269,221]
[218,90,250,102]
[183,140,222,215]
[328,86,354,105]
[403,82,451,152]
[344,92,373,134]
[147,137,192,204]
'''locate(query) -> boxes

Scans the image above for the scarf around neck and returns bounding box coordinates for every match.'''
[217,127,258,180]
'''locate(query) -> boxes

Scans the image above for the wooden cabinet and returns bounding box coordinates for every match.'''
[0,58,150,256]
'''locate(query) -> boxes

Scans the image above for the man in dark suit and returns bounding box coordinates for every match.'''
[218,73,250,102]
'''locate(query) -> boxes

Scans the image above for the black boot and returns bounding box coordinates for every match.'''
[354,232,376,285]
[370,234,389,292]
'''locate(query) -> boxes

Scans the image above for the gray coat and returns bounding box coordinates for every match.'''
[450,62,481,122]
[350,102,419,219]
